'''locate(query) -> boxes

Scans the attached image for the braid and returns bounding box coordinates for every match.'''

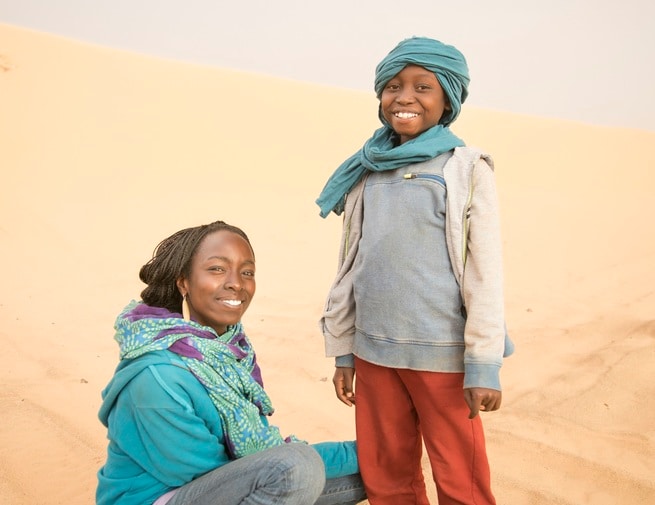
[139,221,252,314]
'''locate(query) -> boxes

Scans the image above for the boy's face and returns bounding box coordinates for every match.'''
[380,64,451,144]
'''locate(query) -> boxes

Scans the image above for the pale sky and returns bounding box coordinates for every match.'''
[2,0,654,131]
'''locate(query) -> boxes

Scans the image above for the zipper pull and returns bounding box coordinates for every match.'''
[403,173,417,179]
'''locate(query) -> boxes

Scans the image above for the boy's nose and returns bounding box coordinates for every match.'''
[396,89,415,103]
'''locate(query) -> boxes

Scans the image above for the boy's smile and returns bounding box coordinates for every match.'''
[380,64,451,144]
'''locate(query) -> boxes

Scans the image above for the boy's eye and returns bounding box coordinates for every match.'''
[242,270,255,277]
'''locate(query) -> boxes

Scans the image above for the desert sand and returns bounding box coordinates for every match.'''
[1,23,654,504]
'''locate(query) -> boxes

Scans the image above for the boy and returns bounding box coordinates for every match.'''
[316,36,514,505]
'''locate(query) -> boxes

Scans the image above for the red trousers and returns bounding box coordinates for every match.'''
[354,357,496,505]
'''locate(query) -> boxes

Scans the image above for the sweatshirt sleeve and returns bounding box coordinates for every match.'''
[311,441,359,479]
[461,158,507,390]
[113,362,231,486]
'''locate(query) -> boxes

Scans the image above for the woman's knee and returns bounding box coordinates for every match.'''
[284,443,326,485]
[263,443,326,501]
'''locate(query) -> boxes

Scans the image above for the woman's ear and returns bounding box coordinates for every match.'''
[176,277,188,296]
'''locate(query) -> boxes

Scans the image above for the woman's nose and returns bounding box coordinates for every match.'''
[224,272,241,290]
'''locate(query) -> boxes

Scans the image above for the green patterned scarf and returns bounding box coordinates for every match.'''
[115,300,296,458]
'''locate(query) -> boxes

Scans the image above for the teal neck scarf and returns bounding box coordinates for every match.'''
[316,124,465,217]
[316,36,469,218]
[115,300,294,458]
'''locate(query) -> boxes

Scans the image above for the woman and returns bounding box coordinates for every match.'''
[96,220,366,505]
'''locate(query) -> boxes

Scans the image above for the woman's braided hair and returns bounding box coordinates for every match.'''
[139,220,252,314]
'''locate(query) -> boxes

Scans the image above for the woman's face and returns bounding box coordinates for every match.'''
[380,64,450,144]
[177,230,256,335]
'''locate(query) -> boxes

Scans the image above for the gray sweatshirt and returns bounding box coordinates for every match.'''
[320,146,514,390]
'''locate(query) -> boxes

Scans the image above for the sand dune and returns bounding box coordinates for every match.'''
[1,23,654,504]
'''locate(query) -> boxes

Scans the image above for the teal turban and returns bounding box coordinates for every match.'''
[374,36,470,126]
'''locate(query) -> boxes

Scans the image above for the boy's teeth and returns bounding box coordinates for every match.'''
[224,300,241,306]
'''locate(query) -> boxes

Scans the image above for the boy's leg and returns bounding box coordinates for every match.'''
[167,443,325,505]
[401,370,496,505]
[354,357,430,505]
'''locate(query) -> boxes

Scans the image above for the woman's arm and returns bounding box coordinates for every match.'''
[114,362,231,486]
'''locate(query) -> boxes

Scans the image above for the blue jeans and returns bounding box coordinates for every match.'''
[167,444,366,505]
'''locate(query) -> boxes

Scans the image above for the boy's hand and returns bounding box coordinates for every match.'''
[464,387,502,419]
[333,367,356,407]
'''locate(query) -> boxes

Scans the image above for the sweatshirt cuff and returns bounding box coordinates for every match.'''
[464,362,501,390]
[335,354,355,368]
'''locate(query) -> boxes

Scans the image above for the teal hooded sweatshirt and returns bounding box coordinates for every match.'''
[97,350,358,505]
